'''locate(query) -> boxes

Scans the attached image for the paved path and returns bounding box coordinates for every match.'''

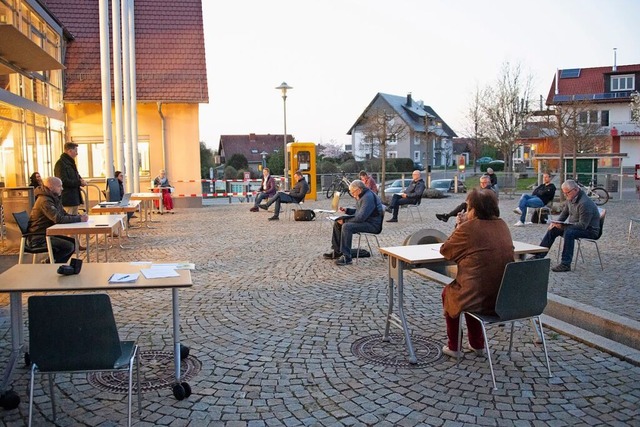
[0,194,639,426]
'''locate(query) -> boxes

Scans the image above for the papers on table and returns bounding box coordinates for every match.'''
[129,262,195,270]
[108,273,139,283]
[140,267,180,279]
[99,202,119,206]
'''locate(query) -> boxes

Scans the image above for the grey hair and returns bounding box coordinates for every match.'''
[349,179,366,192]
[44,176,62,187]
[562,179,579,191]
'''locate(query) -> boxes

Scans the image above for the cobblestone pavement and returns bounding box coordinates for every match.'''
[1,194,639,426]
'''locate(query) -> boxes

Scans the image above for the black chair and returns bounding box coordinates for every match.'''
[106,177,122,202]
[28,294,141,426]
[12,211,48,264]
[456,258,552,390]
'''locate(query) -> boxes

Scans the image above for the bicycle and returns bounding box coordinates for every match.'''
[577,180,609,206]
[325,173,353,199]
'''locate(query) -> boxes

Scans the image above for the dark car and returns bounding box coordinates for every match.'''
[413,162,425,171]
[476,156,493,165]
[429,178,466,194]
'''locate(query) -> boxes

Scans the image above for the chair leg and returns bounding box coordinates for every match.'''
[480,322,497,390]
[507,322,515,355]
[456,313,464,366]
[48,373,57,421]
[19,238,26,264]
[355,234,362,264]
[594,242,603,270]
[534,316,553,378]
[136,347,142,416]
[28,365,36,427]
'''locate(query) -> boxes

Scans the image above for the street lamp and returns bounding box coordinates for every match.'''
[276,82,292,190]
[260,150,268,170]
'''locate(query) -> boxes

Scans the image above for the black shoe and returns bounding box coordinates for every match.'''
[249,206,259,212]
[436,213,449,222]
[323,251,341,260]
[268,215,279,221]
[334,255,352,266]
[258,204,268,210]
[385,206,393,214]
[386,218,398,223]
[551,263,571,272]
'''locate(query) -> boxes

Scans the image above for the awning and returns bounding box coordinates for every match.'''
[0,24,64,75]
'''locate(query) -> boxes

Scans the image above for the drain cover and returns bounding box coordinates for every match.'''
[88,350,202,393]
[351,334,442,368]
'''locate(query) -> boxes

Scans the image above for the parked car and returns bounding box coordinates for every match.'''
[476,156,493,165]
[384,178,414,197]
[413,162,425,171]
[429,179,466,194]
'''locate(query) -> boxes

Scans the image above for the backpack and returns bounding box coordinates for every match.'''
[294,209,316,221]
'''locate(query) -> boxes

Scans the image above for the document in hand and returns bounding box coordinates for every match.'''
[108,273,140,283]
[550,220,574,225]
[328,214,355,221]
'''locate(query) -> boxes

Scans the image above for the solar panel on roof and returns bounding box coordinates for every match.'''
[560,68,581,78]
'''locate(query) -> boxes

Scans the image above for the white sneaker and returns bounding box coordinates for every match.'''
[514,221,525,227]
[441,345,461,358]
[525,221,533,225]
[513,208,522,215]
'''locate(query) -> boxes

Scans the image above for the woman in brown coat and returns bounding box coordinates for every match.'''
[440,188,514,357]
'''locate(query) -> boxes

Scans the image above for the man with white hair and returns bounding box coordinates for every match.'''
[27,176,88,263]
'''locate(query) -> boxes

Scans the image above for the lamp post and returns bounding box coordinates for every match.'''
[260,150,268,170]
[276,82,292,190]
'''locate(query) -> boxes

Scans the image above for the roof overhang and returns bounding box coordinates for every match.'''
[0,24,64,75]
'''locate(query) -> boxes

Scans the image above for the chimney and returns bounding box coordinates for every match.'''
[613,47,617,72]
[406,92,412,106]
[249,133,256,142]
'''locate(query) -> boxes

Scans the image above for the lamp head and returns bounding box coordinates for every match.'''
[276,82,293,97]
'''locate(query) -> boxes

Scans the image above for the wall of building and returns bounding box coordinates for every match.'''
[64,102,202,207]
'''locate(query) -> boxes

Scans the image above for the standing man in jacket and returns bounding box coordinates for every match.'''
[54,142,87,215]
[250,167,276,212]
[323,179,384,266]
[259,170,309,220]
[27,177,88,263]
[385,170,425,223]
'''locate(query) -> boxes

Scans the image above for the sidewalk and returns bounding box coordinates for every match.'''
[1,194,639,426]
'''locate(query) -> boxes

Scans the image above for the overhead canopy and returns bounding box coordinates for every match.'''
[0,24,64,75]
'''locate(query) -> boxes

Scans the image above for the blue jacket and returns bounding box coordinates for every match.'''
[345,187,384,229]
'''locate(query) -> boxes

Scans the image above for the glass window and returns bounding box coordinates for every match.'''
[601,110,609,127]
[413,151,420,161]
[611,74,635,91]
[589,110,598,123]
[578,112,588,124]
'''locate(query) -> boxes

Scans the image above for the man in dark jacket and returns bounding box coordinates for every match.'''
[386,170,426,223]
[324,179,384,265]
[514,173,556,226]
[259,170,309,220]
[533,179,600,272]
[27,177,88,263]
[54,142,87,214]
[436,174,496,223]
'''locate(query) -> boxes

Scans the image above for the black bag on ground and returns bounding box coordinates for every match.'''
[350,248,370,258]
[531,210,548,224]
[294,209,316,221]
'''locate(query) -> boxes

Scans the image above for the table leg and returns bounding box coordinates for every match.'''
[1,292,23,394]
[383,256,417,364]
[172,288,181,383]
[45,236,55,264]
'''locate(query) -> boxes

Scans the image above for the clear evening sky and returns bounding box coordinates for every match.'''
[199,0,640,151]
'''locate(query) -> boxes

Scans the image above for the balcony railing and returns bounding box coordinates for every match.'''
[553,91,634,103]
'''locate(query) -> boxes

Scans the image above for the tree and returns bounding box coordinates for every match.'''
[481,61,534,171]
[318,139,344,159]
[359,108,408,202]
[227,153,248,171]
[199,142,216,179]
[267,149,284,175]
[631,91,640,127]
[463,85,489,172]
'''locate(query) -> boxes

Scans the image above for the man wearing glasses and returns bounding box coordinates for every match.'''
[532,179,600,272]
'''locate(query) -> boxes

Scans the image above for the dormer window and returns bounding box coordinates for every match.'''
[611,74,635,91]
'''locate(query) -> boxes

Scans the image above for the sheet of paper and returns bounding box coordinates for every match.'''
[140,267,180,279]
[108,273,140,283]
[152,262,195,270]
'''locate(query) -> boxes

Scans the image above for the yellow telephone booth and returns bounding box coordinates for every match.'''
[288,142,317,200]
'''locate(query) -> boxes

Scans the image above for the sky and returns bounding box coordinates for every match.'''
[199,0,640,152]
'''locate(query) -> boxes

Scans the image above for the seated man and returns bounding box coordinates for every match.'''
[323,179,384,266]
[532,179,600,272]
[259,170,309,220]
[436,174,496,222]
[27,176,89,263]
[385,170,425,223]
[513,172,556,226]
[359,170,378,194]
[250,167,276,212]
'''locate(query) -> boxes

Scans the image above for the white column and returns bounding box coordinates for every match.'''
[98,0,113,177]
[128,0,140,191]
[121,0,133,193]
[112,0,124,174]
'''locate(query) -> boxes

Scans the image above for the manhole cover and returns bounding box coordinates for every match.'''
[88,350,202,393]
[351,334,442,368]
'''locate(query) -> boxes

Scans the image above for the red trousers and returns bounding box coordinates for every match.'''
[154,188,173,210]
[442,287,485,351]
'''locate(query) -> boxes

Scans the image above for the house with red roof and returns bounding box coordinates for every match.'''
[0,0,208,206]
[545,63,640,167]
[218,133,293,176]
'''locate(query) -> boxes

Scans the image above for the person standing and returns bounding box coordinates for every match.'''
[153,169,174,211]
[27,176,88,263]
[513,173,556,226]
[54,142,87,215]
[359,170,378,194]
[532,179,600,272]
[385,170,425,223]
[250,167,276,212]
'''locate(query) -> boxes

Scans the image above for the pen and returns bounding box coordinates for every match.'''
[120,275,129,280]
